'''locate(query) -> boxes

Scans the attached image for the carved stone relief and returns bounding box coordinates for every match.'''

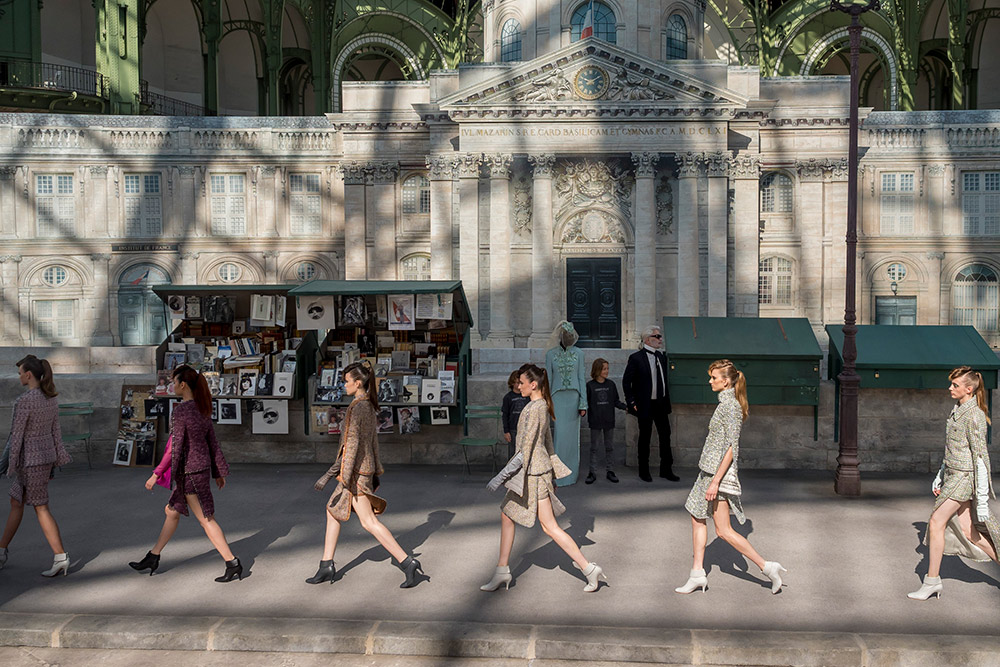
[512,68,574,103]
[605,67,672,101]
[561,210,626,244]
[554,159,633,221]
[513,174,532,240]
[656,175,674,235]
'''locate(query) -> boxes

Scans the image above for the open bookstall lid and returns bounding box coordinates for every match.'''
[288,280,474,329]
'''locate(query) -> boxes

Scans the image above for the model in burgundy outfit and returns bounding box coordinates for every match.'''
[0,355,71,576]
[129,365,242,582]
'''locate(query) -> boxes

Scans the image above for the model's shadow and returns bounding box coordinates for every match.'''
[512,514,603,590]
[703,518,772,591]
[911,521,1000,589]
[335,509,455,585]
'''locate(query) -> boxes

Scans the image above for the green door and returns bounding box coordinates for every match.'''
[875,296,917,325]
[118,264,171,345]
[566,258,621,348]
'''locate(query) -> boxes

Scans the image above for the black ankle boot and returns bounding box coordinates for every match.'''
[397,556,423,589]
[305,559,336,584]
[129,551,160,576]
[215,557,243,583]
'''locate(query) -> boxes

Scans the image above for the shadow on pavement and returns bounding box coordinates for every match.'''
[911,520,1000,590]
[336,509,455,585]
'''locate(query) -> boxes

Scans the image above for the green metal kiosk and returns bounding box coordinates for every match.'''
[662,317,824,439]
[826,325,1000,441]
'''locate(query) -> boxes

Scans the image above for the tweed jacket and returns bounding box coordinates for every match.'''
[943,400,990,477]
[545,346,588,410]
[516,399,557,475]
[7,388,70,473]
[170,400,229,481]
[334,397,384,491]
[696,388,742,476]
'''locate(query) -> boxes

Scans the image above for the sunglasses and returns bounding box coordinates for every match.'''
[649,334,663,339]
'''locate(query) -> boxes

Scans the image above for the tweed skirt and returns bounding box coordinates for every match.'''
[502,471,566,528]
[684,471,746,525]
[9,464,53,506]
[935,467,974,510]
[327,473,386,522]
[169,470,216,519]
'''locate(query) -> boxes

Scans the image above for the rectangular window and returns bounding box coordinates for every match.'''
[123,173,162,237]
[35,174,75,237]
[210,173,246,236]
[962,172,1000,236]
[35,299,75,341]
[879,172,915,235]
[289,173,321,235]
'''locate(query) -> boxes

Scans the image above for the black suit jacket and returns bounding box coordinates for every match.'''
[621,349,672,417]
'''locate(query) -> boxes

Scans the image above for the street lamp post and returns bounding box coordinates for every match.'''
[830,0,880,497]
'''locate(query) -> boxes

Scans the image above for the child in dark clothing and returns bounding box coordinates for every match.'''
[501,370,530,458]
[585,358,628,484]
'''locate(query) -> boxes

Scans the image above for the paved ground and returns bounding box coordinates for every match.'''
[1,463,999,664]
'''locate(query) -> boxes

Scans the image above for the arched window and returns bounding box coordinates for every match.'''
[665,14,687,59]
[402,174,431,214]
[42,266,68,287]
[218,262,242,284]
[296,261,317,282]
[759,256,793,306]
[571,2,617,44]
[400,253,431,281]
[953,264,999,331]
[760,173,793,213]
[500,19,522,62]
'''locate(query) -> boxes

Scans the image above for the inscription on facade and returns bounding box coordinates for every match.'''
[112,244,180,252]
[459,124,726,152]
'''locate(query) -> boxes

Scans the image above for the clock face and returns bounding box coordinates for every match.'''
[574,65,609,100]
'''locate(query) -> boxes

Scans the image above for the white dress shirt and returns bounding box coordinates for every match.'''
[643,344,665,400]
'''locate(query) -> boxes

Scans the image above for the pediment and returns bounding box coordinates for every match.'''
[438,39,749,120]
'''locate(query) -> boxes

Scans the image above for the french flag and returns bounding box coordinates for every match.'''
[581,0,594,39]
[130,268,150,285]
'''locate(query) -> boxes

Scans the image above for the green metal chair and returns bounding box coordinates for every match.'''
[458,405,503,475]
[58,402,94,469]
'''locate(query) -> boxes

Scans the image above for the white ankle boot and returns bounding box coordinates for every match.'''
[0,547,7,569]
[579,562,607,592]
[675,568,708,594]
[480,566,512,591]
[907,575,942,600]
[761,561,787,594]
[41,552,69,577]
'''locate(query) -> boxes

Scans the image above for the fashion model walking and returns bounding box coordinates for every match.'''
[129,365,242,582]
[909,366,1000,600]
[0,355,71,576]
[306,361,424,587]
[675,360,786,595]
[481,364,607,593]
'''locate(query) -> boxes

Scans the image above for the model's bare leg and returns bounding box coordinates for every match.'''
[712,499,765,570]
[151,504,181,555]
[0,498,24,548]
[186,494,234,561]
[321,508,343,561]
[33,505,64,554]
[498,512,516,567]
[536,497,589,570]
[927,498,961,578]
[351,493,407,562]
[955,501,998,562]
[691,515,708,570]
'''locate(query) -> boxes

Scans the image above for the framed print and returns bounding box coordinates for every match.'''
[204,296,235,324]
[273,372,293,397]
[415,293,453,320]
[310,406,330,432]
[217,399,242,425]
[376,295,388,323]
[421,379,441,404]
[113,439,134,466]
[185,296,202,319]
[219,374,238,396]
[274,296,287,327]
[430,407,450,425]
[251,400,289,435]
[327,407,347,435]
[398,407,420,434]
[387,294,415,331]
[134,436,156,467]
[320,368,339,387]
[341,296,367,327]
[256,373,274,396]
[239,370,259,396]
[295,295,336,330]
[250,294,275,327]
[390,350,411,371]
[167,295,185,318]
[376,407,394,434]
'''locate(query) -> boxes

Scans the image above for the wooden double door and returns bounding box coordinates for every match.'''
[566,258,622,348]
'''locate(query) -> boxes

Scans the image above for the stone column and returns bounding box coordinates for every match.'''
[728,154,761,317]
[88,166,110,238]
[796,159,826,325]
[528,154,556,345]
[427,155,456,280]
[482,0,496,61]
[486,153,513,346]
[262,250,279,282]
[0,255,23,344]
[14,167,31,239]
[179,251,200,284]
[676,152,702,316]
[257,166,278,237]
[706,152,729,317]
[338,162,367,280]
[632,151,659,333]
[927,251,945,325]
[927,164,946,235]
[456,154,483,338]
[371,162,398,280]
[175,166,197,239]
[90,253,114,345]
[0,167,16,238]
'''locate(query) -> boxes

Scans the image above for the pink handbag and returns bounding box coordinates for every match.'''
[154,435,172,489]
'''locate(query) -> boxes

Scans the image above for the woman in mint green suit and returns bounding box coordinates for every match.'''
[545,321,588,486]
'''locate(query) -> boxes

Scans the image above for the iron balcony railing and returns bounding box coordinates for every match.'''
[0,59,110,99]
[141,89,207,116]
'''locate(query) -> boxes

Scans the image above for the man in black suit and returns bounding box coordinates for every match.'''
[622,325,677,482]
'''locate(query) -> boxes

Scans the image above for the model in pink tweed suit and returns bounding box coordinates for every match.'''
[0,355,72,576]
[130,365,242,582]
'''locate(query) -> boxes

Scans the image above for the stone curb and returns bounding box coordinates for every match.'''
[2,612,1000,665]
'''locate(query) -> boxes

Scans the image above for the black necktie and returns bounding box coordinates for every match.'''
[648,350,664,400]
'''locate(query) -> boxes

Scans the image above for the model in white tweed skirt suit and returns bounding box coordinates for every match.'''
[675,360,787,595]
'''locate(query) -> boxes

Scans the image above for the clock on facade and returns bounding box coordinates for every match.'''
[574,65,609,100]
